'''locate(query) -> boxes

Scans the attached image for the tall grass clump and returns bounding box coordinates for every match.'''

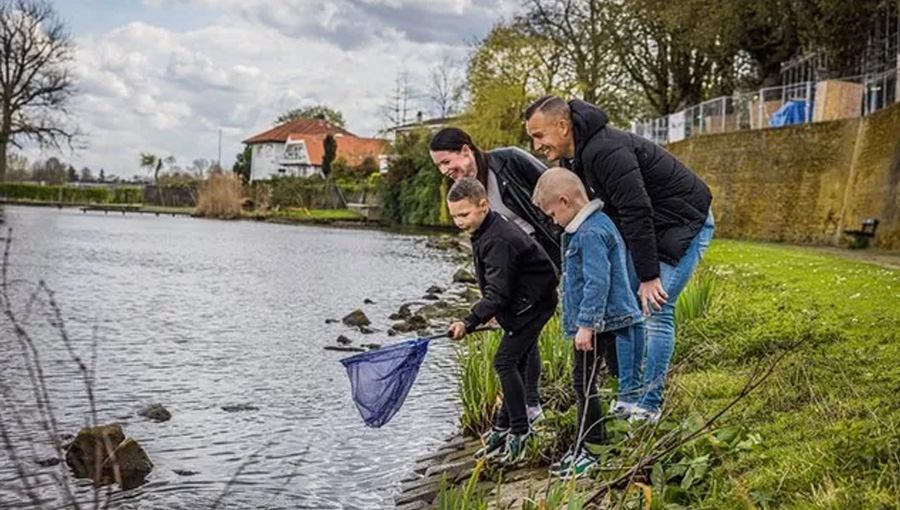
[675,267,716,325]
[457,314,575,435]
[457,329,502,434]
[196,172,243,219]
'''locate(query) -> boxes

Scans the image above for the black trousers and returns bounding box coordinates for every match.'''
[573,331,616,448]
[525,341,541,407]
[493,306,555,434]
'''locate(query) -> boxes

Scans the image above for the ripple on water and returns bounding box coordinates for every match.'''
[0,206,462,509]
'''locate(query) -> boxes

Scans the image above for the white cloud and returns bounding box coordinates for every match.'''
[25,0,518,178]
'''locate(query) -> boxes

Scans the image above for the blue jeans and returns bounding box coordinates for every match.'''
[621,211,715,411]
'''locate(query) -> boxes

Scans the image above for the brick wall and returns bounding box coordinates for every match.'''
[666,101,900,249]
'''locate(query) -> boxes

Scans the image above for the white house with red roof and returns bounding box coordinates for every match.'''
[242,117,387,180]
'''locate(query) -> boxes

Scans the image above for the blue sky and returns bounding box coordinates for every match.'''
[33,0,519,178]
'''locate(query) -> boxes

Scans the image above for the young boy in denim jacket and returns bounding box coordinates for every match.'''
[532,167,643,479]
[446,177,559,464]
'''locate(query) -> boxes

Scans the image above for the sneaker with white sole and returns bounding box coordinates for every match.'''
[501,430,532,464]
[549,448,576,476]
[526,405,544,426]
[560,448,600,480]
[475,428,508,459]
[629,407,661,424]
[608,400,636,420]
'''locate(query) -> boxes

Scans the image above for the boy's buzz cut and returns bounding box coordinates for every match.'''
[448,177,487,203]
[532,167,588,208]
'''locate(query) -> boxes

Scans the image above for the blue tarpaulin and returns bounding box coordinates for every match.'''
[769,101,809,127]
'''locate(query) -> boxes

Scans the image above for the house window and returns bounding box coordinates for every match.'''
[282,141,308,163]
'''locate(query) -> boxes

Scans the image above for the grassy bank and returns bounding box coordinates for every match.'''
[3,200,368,224]
[446,239,900,509]
[0,183,143,204]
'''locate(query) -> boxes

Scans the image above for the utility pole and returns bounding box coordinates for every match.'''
[217,128,222,169]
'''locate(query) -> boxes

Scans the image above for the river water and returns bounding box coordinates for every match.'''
[0,205,463,509]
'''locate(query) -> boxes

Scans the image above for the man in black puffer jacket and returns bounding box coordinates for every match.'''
[524,96,715,423]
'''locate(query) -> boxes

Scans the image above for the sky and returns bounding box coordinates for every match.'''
[32,0,521,178]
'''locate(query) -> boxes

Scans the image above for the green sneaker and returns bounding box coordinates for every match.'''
[474,428,508,460]
[549,448,576,476]
[560,448,600,480]
[501,430,532,464]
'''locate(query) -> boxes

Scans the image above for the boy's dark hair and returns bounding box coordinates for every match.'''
[524,95,570,121]
[447,177,487,203]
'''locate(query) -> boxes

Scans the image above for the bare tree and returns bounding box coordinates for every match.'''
[521,0,645,125]
[428,57,464,118]
[383,71,413,130]
[0,0,77,182]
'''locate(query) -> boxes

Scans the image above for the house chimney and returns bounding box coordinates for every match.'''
[416,111,423,124]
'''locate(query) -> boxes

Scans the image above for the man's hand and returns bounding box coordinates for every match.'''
[448,321,467,340]
[638,277,669,317]
[575,327,594,351]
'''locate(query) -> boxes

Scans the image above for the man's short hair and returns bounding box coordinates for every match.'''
[524,95,570,121]
[448,177,487,203]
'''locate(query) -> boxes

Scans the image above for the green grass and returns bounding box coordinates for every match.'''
[271,208,364,221]
[677,239,900,509]
[452,239,900,509]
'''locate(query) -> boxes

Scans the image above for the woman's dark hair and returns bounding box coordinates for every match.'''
[429,127,489,186]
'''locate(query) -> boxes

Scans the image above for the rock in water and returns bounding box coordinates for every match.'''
[389,303,413,321]
[65,423,125,480]
[324,345,366,353]
[452,268,476,284]
[336,335,353,345]
[425,285,445,294]
[102,438,153,489]
[221,404,260,412]
[36,457,61,467]
[138,403,171,423]
[342,309,371,327]
[423,294,440,301]
[359,325,376,334]
[392,314,430,333]
[462,286,481,303]
[363,298,376,304]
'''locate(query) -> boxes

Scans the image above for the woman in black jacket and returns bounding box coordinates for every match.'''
[430,127,562,424]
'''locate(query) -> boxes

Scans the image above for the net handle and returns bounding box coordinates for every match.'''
[422,325,499,341]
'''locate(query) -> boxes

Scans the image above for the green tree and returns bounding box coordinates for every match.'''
[232,145,252,183]
[98,168,105,182]
[462,21,562,148]
[275,105,345,127]
[67,165,78,182]
[140,153,175,204]
[322,134,337,178]
[379,129,448,226]
[79,166,93,182]
[0,0,77,182]
[793,0,885,78]
[520,0,645,124]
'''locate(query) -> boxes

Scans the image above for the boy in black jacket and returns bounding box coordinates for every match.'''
[447,177,559,463]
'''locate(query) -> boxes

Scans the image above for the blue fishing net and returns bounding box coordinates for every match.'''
[340,338,431,428]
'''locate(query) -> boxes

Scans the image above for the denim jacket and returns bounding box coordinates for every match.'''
[561,200,643,338]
